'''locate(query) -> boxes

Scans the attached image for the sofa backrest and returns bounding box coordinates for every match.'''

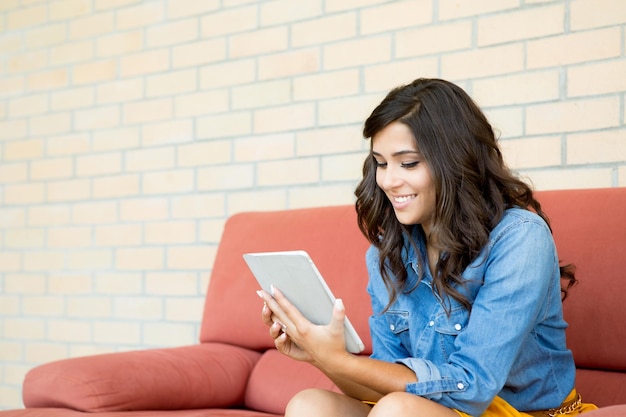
[200,205,373,353]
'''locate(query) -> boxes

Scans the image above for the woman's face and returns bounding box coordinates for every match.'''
[372,121,437,234]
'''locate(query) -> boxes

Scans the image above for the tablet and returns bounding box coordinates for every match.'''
[243,250,365,354]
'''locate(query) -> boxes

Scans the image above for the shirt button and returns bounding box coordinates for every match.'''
[390,324,395,331]
[457,383,465,389]
[429,321,435,326]
[454,323,462,331]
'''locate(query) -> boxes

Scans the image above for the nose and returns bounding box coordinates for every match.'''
[378,165,402,190]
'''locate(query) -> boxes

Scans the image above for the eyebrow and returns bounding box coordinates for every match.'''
[371,150,421,157]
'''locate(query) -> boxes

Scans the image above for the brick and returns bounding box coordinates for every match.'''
[232,79,291,109]
[74,106,120,131]
[145,221,196,244]
[167,246,216,270]
[526,97,620,135]
[66,297,111,318]
[478,5,564,46]
[70,11,114,39]
[199,59,256,89]
[260,0,322,25]
[567,129,626,164]
[23,251,65,271]
[174,91,229,118]
[258,48,320,80]
[7,5,47,30]
[117,2,164,30]
[167,0,220,19]
[146,18,198,47]
[361,0,432,35]
[47,179,90,202]
[120,198,168,221]
[526,168,613,190]
[4,183,45,205]
[4,139,44,161]
[30,113,72,136]
[3,318,45,339]
[49,274,92,294]
[30,157,74,180]
[171,194,225,218]
[226,190,287,214]
[143,322,196,346]
[235,133,295,162]
[50,40,94,65]
[0,120,27,140]
[484,107,524,139]
[364,58,439,93]
[196,111,252,139]
[4,274,45,294]
[165,298,205,321]
[257,158,319,186]
[0,163,28,184]
[48,226,92,248]
[76,152,122,176]
[296,126,364,156]
[124,98,173,124]
[438,0,519,20]
[229,27,288,58]
[94,0,141,10]
[27,205,70,226]
[9,94,48,117]
[120,49,170,77]
[527,28,621,69]
[325,0,386,13]
[92,174,140,199]
[567,60,626,97]
[146,69,197,97]
[49,0,91,21]
[146,272,199,296]
[0,0,19,12]
[93,322,140,344]
[396,21,473,58]
[499,136,562,169]
[116,247,164,270]
[95,273,143,295]
[47,320,90,342]
[126,147,175,171]
[472,71,560,107]
[289,184,356,208]
[570,0,626,30]
[24,343,68,363]
[178,140,231,166]
[0,341,21,360]
[201,5,257,37]
[27,69,69,92]
[172,39,227,68]
[114,297,162,320]
[7,50,48,74]
[197,164,254,190]
[318,94,381,126]
[72,201,118,224]
[322,152,365,181]
[96,31,143,57]
[51,86,95,111]
[143,169,194,195]
[293,70,359,101]
[96,79,143,104]
[324,35,392,70]
[142,120,194,146]
[253,103,315,134]
[0,253,22,272]
[441,44,524,80]
[0,76,25,98]
[93,127,140,151]
[291,12,356,47]
[4,229,45,249]
[95,224,142,246]
[73,59,117,85]
[198,218,226,243]
[47,133,91,156]
[25,23,67,49]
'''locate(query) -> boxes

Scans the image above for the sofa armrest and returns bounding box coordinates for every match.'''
[23,343,262,412]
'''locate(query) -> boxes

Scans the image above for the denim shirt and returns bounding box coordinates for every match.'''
[366,208,576,416]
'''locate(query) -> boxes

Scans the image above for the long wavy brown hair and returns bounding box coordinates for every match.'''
[354,78,576,312]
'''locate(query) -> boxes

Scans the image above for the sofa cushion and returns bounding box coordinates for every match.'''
[244,349,340,415]
[200,205,372,353]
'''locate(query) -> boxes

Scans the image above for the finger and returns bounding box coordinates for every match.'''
[270,286,306,330]
[330,299,347,338]
[261,303,273,326]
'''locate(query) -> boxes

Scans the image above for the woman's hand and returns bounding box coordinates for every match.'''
[257,286,351,369]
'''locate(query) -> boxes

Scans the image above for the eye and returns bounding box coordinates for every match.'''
[401,161,419,169]
[375,160,387,168]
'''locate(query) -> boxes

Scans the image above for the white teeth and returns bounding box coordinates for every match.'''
[394,195,415,203]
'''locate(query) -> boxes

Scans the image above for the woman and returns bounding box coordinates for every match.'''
[257,78,597,417]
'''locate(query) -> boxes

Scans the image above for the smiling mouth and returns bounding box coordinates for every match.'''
[393,194,416,203]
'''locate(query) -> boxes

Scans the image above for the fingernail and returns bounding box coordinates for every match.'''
[256,290,263,298]
[270,285,276,296]
[335,298,344,311]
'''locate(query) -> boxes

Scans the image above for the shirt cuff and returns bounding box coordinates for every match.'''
[397,358,467,400]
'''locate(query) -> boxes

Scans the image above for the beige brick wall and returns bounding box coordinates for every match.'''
[0,0,625,409]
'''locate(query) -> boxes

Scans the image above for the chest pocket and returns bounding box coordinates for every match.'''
[385,310,412,351]
[433,307,469,358]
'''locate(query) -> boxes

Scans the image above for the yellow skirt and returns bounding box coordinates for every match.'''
[453,390,598,417]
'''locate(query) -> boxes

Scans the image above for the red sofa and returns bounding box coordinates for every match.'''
[1,187,625,417]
